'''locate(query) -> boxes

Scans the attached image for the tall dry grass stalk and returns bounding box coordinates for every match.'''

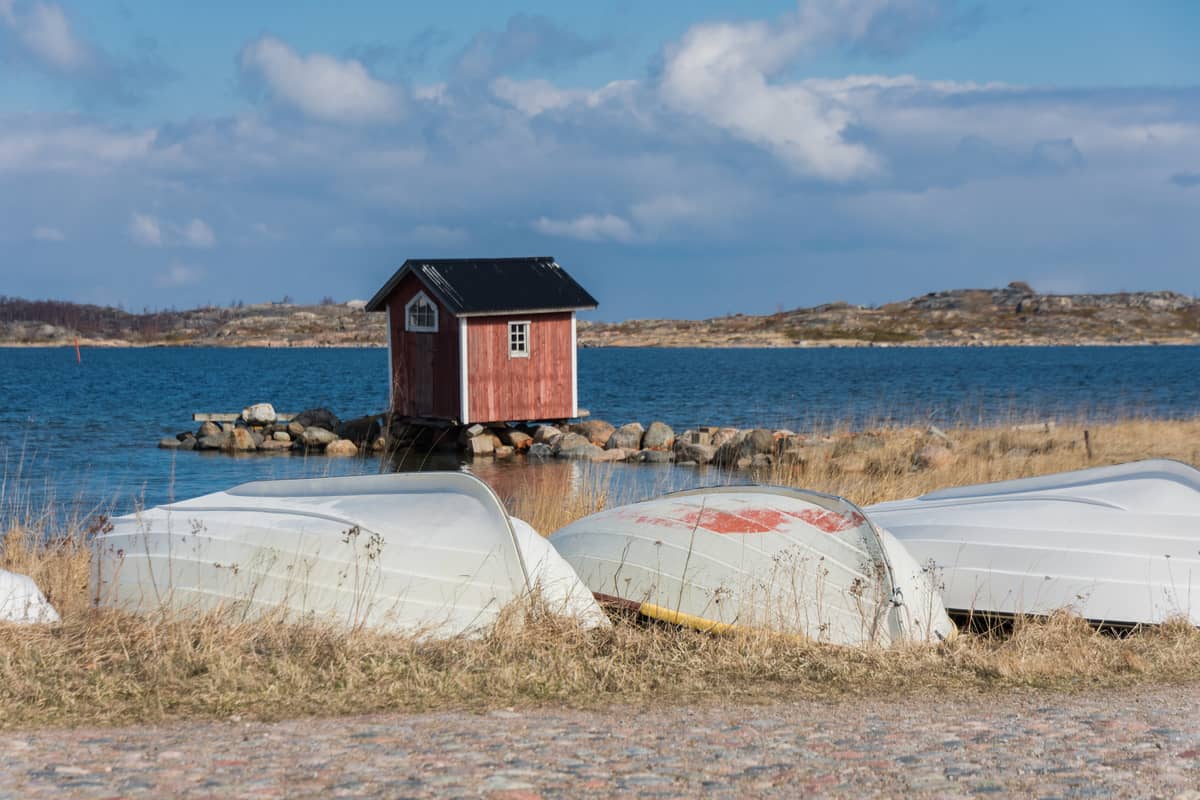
[2,417,1200,730]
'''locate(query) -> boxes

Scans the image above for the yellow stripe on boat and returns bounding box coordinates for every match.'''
[638,601,735,634]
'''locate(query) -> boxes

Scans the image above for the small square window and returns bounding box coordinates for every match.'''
[509,321,530,357]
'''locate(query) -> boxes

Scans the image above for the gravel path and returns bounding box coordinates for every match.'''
[3,685,1200,799]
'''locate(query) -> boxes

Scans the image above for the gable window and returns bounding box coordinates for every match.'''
[508,321,530,358]
[405,291,438,332]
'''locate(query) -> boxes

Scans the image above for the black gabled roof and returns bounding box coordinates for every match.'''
[366,257,598,316]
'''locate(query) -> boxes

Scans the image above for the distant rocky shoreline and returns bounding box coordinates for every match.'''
[7,282,1200,348]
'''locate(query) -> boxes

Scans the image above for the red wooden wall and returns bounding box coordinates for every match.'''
[466,312,573,423]
[385,272,460,419]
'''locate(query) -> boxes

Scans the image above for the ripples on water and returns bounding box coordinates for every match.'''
[1,345,1197,517]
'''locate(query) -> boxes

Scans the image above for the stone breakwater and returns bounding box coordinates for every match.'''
[159,403,383,458]
[158,402,1006,472]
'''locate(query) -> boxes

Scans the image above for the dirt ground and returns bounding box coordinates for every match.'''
[3,684,1199,799]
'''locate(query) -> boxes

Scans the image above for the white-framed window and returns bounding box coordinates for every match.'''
[508,320,530,358]
[405,291,438,333]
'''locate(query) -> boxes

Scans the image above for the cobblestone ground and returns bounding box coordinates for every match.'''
[3,684,1200,798]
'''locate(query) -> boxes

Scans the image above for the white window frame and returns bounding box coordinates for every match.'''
[405,290,438,333]
[508,320,530,358]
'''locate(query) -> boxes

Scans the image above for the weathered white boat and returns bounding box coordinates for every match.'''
[0,568,60,624]
[91,472,605,636]
[867,459,1200,626]
[549,486,954,646]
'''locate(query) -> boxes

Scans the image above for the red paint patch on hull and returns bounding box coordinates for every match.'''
[623,504,866,535]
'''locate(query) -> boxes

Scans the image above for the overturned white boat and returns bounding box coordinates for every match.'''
[867,459,1200,626]
[549,486,953,646]
[0,568,60,624]
[91,472,605,637]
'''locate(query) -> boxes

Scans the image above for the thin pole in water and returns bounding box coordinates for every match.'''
[74,336,81,364]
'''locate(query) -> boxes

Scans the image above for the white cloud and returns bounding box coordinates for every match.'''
[658,9,884,180]
[0,0,89,72]
[533,213,635,242]
[129,212,162,246]
[179,218,215,248]
[31,224,64,241]
[491,77,636,116]
[154,260,203,288]
[241,36,402,123]
[0,122,157,172]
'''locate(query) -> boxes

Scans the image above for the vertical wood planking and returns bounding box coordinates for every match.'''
[386,273,460,419]
[467,312,573,422]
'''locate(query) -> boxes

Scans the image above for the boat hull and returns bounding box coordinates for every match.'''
[550,485,953,646]
[867,460,1200,625]
[91,472,604,636]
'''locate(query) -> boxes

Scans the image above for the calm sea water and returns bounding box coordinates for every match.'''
[1,345,1198,518]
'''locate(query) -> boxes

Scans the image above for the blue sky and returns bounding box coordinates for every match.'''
[2,1,1198,319]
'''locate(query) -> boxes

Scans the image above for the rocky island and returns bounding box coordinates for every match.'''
[3,282,1198,348]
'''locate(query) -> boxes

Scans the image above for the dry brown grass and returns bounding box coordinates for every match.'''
[3,417,1200,730]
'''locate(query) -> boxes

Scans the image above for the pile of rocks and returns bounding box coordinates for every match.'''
[158,403,383,457]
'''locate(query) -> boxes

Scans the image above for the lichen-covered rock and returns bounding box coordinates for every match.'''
[606,422,644,450]
[258,438,292,452]
[494,445,515,459]
[287,421,305,437]
[501,430,534,451]
[570,419,616,446]
[593,447,627,462]
[642,421,675,450]
[272,431,291,442]
[198,421,221,439]
[325,439,358,457]
[223,428,257,452]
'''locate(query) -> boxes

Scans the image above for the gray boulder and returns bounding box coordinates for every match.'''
[641,449,673,464]
[157,437,182,449]
[336,415,381,446]
[642,421,675,450]
[300,426,338,448]
[533,425,561,445]
[287,421,305,437]
[294,408,341,431]
[196,433,228,451]
[197,421,221,439]
[674,442,716,464]
[557,442,606,460]
[241,403,277,425]
[553,432,592,453]
[527,442,553,458]
[606,422,644,450]
[744,429,775,456]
